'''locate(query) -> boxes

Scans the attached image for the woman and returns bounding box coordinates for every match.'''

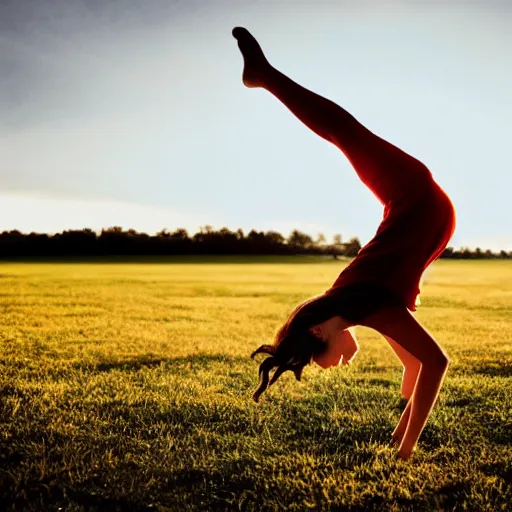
[233,27,456,460]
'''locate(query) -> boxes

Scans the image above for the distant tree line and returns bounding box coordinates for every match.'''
[440,246,512,259]
[0,226,510,259]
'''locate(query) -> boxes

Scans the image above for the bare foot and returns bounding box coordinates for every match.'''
[232,27,272,88]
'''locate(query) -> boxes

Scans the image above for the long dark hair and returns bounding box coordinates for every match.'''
[251,292,341,402]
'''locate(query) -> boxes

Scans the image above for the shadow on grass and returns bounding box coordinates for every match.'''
[167,463,256,509]
[165,459,432,512]
[472,363,512,378]
[0,382,44,408]
[446,396,486,408]
[353,377,397,388]
[74,353,250,374]
[480,460,512,484]
[2,479,156,512]
[66,488,153,512]
[481,418,512,446]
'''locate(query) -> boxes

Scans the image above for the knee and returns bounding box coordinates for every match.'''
[426,350,450,371]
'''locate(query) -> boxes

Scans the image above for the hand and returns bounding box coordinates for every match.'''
[339,328,359,365]
[392,400,411,446]
[397,444,415,461]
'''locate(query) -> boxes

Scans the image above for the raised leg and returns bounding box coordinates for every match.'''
[232,27,373,155]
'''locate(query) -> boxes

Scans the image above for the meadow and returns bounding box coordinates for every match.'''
[0,257,511,511]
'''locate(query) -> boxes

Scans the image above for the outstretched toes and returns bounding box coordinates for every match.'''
[232,26,271,88]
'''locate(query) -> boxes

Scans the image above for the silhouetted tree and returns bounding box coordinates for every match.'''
[0,230,27,257]
[316,233,326,245]
[333,234,342,245]
[288,230,314,250]
[442,247,454,258]
[264,231,286,246]
[344,237,362,257]
[330,233,344,259]
[246,230,268,254]
[0,227,509,259]
[26,232,52,255]
[53,229,98,255]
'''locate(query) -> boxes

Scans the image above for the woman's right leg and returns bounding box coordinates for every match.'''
[232,27,373,156]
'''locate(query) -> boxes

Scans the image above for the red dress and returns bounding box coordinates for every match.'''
[328,128,456,312]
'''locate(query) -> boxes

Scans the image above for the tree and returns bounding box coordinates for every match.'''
[288,230,314,249]
[54,228,98,255]
[200,225,213,234]
[441,247,454,258]
[316,233,326,245]
[4,226,512,259]
[156,229,171,238]
[103,226,123,234]
[344,237,361,257]
[328,234,344,259]
[264,231,285,245]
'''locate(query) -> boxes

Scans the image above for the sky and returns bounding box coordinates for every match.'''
[1,0,511,249]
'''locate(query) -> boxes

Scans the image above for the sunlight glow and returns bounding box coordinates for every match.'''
[0,194,206,235]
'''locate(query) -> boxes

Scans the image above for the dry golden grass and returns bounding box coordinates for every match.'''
[0,257,511,511]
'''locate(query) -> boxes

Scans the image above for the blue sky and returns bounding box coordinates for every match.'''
[1,0,511,249]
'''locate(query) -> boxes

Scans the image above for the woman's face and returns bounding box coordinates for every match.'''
[311,327,359,369]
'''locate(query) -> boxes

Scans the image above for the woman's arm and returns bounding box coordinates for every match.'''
[363,307,450,460]
[392,399,412,446]
[383,336,421,446]
[385,336,421,400]
[397,360,449,459]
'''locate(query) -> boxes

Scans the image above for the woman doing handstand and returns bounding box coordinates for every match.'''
[232,27,456,460]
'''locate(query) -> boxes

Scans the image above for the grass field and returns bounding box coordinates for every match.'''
[1,257,511,511]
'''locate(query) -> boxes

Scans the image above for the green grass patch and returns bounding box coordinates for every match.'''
[0,259,511,510]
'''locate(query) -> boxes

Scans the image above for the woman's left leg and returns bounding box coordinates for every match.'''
[232,27,383,167]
